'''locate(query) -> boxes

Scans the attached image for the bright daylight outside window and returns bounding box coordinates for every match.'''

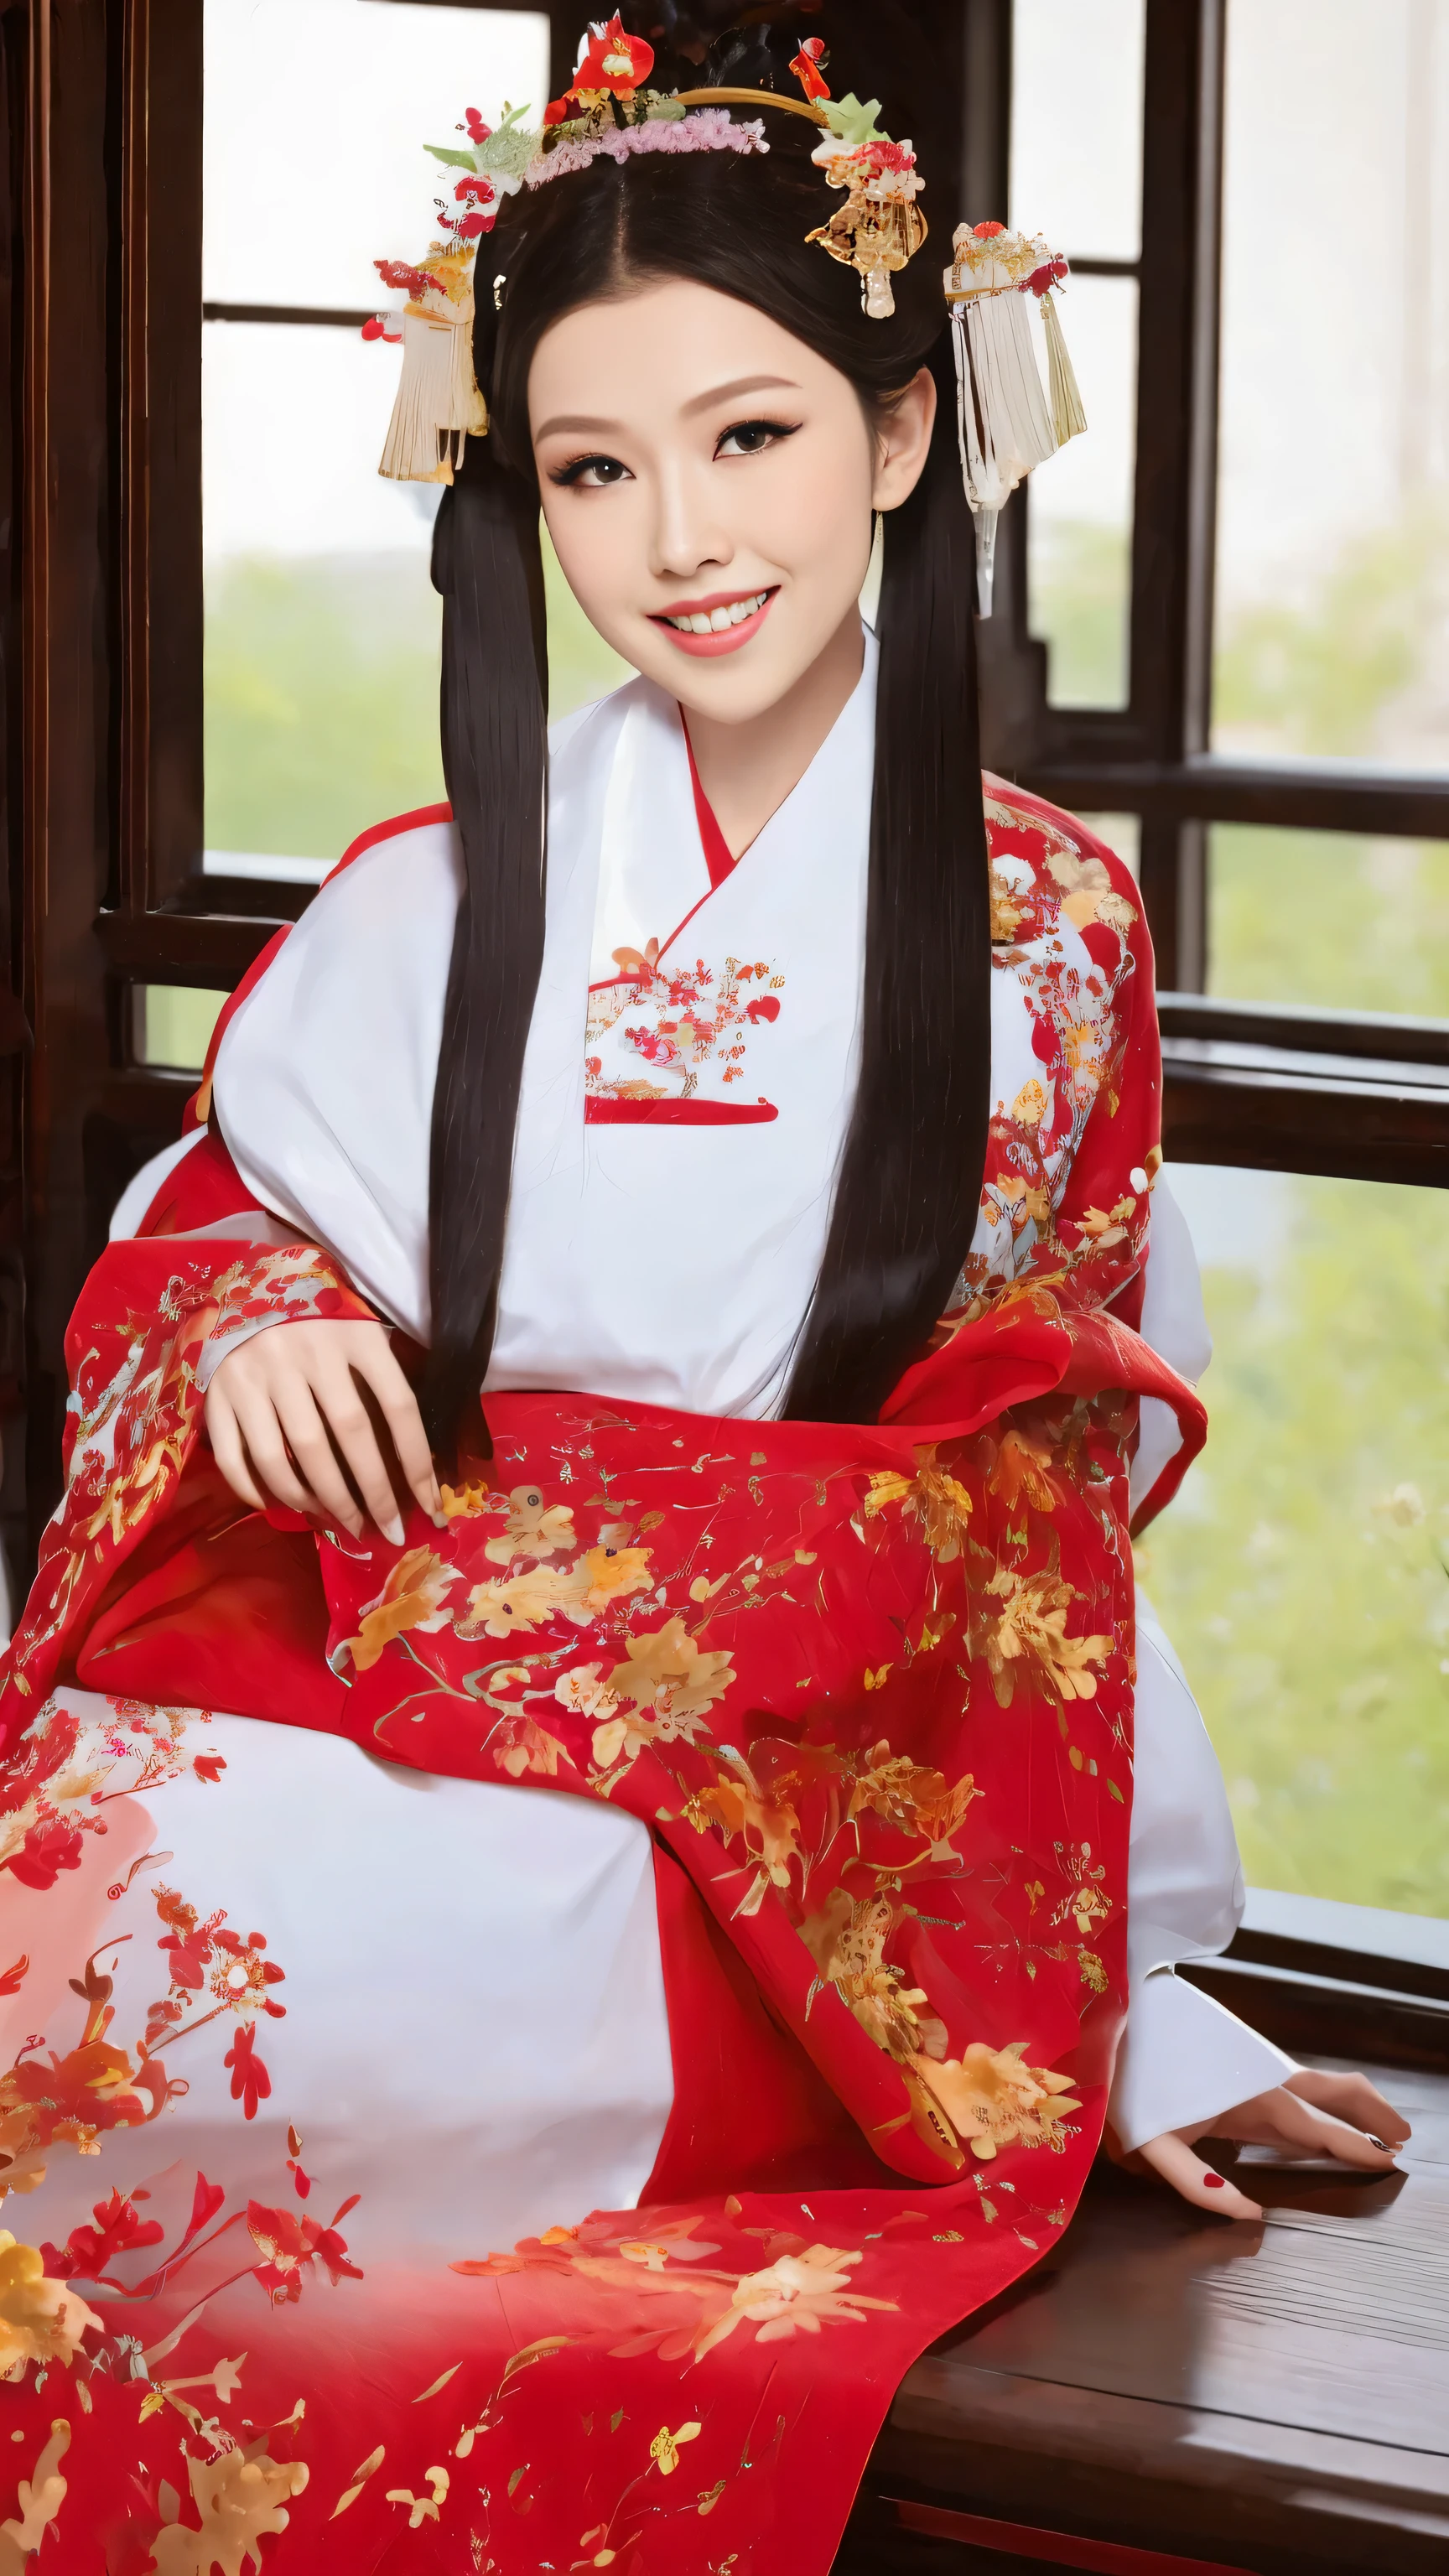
[201,0,626,906]
[1208,0,1449,1019]
[1011,0,1142,711]
[1144,0,1449,1924]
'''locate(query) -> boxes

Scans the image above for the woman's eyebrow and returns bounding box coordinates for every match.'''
[532,413,622,440]
[533,374,802,443]
[681,372,802,418]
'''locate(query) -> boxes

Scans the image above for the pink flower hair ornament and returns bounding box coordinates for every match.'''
[529,105,768,188]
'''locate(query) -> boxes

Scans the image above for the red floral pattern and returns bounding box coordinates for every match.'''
[0,797,1204,2570]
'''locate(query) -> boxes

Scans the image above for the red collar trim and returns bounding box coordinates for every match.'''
[681,715,737,891]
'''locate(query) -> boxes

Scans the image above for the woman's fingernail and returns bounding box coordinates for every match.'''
[1202,2173,1225,2189]
[382,1515,405,1547]
[431,1511,449,1530]
[1367,2135,1389,2152]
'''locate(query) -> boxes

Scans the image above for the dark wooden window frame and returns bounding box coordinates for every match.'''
[3,0,538,1556]
[965,0,1449,1192]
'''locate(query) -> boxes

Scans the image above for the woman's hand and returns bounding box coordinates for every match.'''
[1129,2067,1412,2220]
[205,1319,442,1545]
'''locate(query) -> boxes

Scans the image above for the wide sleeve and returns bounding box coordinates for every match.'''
[210,814,463,1345]
[1114,1172,1296,2151]
[1112,1602,1296,2149]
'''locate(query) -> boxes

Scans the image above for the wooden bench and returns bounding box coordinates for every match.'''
[841,1904,1449,2575]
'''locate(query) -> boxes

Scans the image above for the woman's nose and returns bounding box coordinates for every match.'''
[647,463,733,583]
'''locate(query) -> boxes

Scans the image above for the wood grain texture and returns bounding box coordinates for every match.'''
[1182,1957,1449,2070]
[854,2059,1449,2574]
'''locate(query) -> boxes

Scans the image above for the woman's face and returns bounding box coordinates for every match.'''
[530,279,934,724]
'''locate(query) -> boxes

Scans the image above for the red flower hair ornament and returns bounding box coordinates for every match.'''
[790,37,831,103]
[571,14,655,100]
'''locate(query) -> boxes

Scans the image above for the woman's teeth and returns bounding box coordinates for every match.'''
[663,592,768,634]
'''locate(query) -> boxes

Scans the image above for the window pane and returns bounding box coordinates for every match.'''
[1026,276,1138,709]
[1010,0,1145,260]
[204,1,549,311]
[1213,0,1449,766]
[1208,823,1449,1015]
[138,988,226,1073]
[202,328,631,878]
[204,322,448,870]
[1138,1167,1449,1916]
[203,2,633,888]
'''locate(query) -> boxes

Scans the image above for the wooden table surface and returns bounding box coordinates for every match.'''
[844,2057,1449,2575]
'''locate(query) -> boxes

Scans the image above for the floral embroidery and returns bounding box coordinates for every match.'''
[969,1563,1112,1707]
[911,2041,1082,2161]
[148,2442,309,2573]
[587,948,785,1104]
[861,1446,974,1559]
[0,2418,71,2558]
[0,2232,102,2373]
[315,1405,1113,2176]
[952,792,1146,1321]
[802,1889,938,2058]
[335,1547,460,1670]
[483,1483,577,1564]
[452,2207,896,2367]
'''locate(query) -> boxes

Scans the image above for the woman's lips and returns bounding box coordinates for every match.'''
[648,587,778,658]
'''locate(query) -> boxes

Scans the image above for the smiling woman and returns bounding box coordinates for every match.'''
[0,7,1407,2572]
[428,58,991,1445]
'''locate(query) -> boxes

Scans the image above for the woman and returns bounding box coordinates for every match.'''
[0,11,1405,2568]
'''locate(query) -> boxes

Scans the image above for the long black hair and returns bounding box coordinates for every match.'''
[423,3,990,1446]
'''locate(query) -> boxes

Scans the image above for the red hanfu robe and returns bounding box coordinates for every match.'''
[0,712,1202,2571]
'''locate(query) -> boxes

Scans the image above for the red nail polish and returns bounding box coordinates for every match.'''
[1203,2173,1225,2189]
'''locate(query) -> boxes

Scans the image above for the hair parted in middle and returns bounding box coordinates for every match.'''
[423,1,990,1450]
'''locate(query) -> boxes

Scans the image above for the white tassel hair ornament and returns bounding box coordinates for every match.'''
[943,221,1086,614]
[366,248,490,486]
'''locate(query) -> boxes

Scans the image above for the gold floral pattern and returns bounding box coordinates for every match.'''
[911,2041,1082,2161]
[0,791,1197,2571]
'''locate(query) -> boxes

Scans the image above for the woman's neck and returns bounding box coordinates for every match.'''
[681,605,865,862]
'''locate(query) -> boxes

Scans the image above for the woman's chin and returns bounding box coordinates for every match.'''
[631,627,837,724]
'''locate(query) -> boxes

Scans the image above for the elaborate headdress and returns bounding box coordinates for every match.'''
[366,15,1083,611]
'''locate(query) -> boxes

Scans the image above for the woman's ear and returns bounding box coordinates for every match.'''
[871,366,938,512]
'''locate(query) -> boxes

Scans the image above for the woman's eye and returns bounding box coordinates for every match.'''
[715,418,802,459]
[552,454,632,489]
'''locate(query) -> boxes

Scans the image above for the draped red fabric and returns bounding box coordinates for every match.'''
[0,800,1203,2572]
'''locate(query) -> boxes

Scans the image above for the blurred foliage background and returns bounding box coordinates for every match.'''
[1135,1176,1449,1916]
[203,530,628,865]
[1036,506,1449,1918]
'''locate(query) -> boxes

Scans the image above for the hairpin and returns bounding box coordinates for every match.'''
[943,222,1086,611]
